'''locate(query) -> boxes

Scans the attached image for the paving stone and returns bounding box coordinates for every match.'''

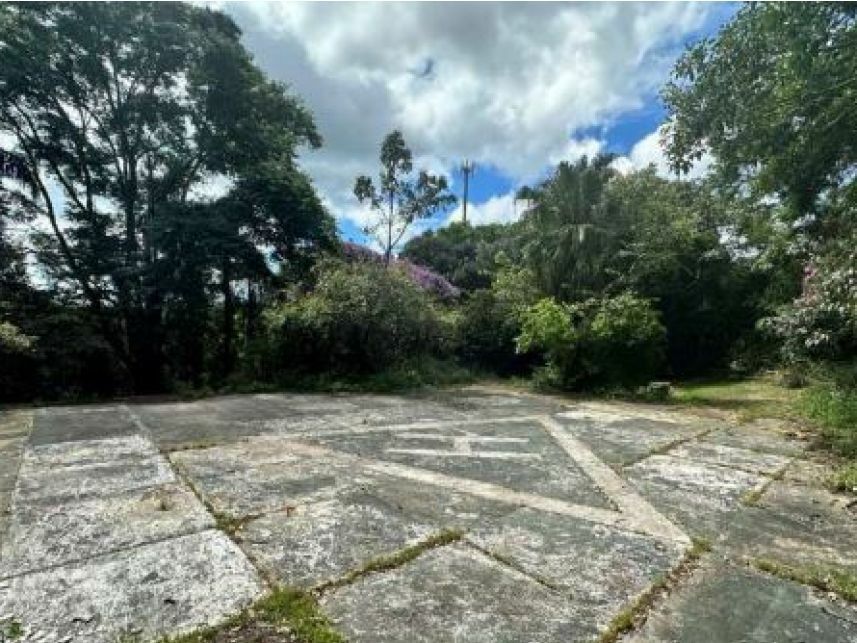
[1,482,214,576]
[308,418,614,510]
[15,454,175,505]
[29,406,138,445]
[705,422,807,457]
[0,529,264,643]
[239,494,437,588]
[625,454,766,537]
[467,508,685,628]
[669,439,792,475]
[720,481,857,572]
[321,543,585,643]
[557,410,709,465]
[171,438,375,518]
[627,560,857,642]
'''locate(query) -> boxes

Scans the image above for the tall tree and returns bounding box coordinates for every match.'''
[354,130,455,265]
[519,154,622,301]
[0,2,331,390]
[663,3,857,222]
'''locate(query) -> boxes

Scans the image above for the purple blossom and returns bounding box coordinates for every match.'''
[340,242,460,299]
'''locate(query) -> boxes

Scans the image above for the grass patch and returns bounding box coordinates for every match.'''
[830,462,857,493]
[797,384,857,459]
[317,528,464,593]
[752,558,857,603]
[2,619,23,640]
[597,537,711,643]
[672,376,801,423]
[161,587,345,643]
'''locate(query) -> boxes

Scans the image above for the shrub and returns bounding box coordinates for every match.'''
[456,266,540,373]
[262,261,447,376]
[761,235,857,364]
[517,292,666,390]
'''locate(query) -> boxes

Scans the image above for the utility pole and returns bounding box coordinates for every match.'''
[461,159,474,224]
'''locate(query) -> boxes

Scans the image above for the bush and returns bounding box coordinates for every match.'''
[262,261,448,376]
[799,381,857,459]
[761,235,857,363]
[517,292,666,390]
[456,266,539,373]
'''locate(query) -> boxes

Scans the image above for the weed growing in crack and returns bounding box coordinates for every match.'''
[752,558,857,603]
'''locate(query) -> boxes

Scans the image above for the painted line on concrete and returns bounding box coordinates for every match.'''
[259,414,544,440]
[283,439,688,546]
[539,415,690,546]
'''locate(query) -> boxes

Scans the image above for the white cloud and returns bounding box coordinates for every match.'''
[225,2,718,229]
[614,126,712,180]
[446,191,523,227]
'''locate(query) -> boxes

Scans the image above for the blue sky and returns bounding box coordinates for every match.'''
[226,2,737,248]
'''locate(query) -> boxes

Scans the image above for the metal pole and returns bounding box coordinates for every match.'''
[461,160,473,224]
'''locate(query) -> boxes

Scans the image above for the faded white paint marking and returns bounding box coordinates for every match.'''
[259,414,543,439]
[386,432,538,460]
[539,416,690,545]
[283,438,689,546]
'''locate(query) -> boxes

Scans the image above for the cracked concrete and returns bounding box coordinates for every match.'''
[0,388,854,642]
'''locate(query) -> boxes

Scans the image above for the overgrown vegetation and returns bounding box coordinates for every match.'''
[1,2,855,431]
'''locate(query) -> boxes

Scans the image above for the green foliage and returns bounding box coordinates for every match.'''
[0,2,332,394]
[161,586,345,643]
[663,3,857,216]
[262,261,448,376]
[400,221,519,291]
[607,170,772,375]
[518,293,666,390]
[0,321,30,354]
[456,265,540,373]
[761,234,857,364]
[799,383,857,459]
[520,154,622,300]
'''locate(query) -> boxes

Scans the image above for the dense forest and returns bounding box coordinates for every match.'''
[0,1,854,429]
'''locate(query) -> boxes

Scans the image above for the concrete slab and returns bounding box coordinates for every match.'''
[0,530,264,643]
[321,543,584,643]
[239,494,437,588]
[627,560,857,642]
[705,422,806,457]
[307,418,614,510]
[29,406,138,445]
[669,439,792,476]
[171,438,375,518]
[556,409,711,466]
[14,454,175,505]
[468,508,684,627]
[720,482,857,572]
[626,454,766,536]
[1,482,214,575]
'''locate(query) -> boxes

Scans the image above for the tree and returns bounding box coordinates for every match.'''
[663,3,857,220]
[519,154,623,301]
[400,221,516,291]
[0,3,332,390]
[354,130,455,265]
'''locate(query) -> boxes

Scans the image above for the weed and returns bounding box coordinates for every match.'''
[752,558,857,603]
[597,537,711,643]
[830,462,857,493]
[316,528,464,593]
[2,619,23,641]
[161,587,344,643]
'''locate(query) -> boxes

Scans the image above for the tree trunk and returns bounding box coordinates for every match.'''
[221,259,235,378]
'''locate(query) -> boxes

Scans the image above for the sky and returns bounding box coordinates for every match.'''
[221,2,736,247]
